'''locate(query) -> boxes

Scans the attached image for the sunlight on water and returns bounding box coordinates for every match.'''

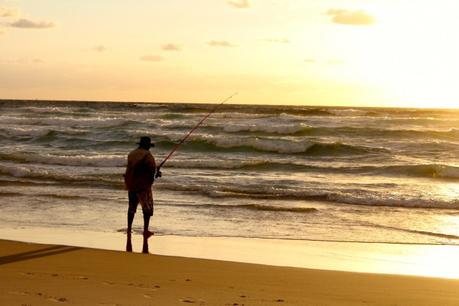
[433,214,459,238]
[436,183,459,200]
[407,245,459,279]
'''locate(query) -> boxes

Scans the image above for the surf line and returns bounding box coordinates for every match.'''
[157,93,238,171]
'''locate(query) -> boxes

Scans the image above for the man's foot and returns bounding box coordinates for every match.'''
[126,236,133,252]
[143,230,154,239]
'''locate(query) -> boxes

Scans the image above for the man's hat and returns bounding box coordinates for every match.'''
[137,136,154,148]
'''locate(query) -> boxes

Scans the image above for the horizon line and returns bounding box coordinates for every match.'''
[0,98,458,111]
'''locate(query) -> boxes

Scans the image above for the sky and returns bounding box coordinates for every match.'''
[0,0,458,108]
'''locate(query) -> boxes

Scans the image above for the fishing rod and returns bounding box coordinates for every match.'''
[157,93,238,170]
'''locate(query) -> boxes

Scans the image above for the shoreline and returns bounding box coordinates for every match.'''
[2,227,459,279]
[2,239,459,305]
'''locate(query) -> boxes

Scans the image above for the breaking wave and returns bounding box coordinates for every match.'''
[0,152,125,167]
[165,160,459,179]
[171,203,318,213]
[158,136,388,155]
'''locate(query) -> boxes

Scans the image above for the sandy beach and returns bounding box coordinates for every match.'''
[2,239,459,306]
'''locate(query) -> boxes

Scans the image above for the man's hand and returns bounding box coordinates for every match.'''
[155,167,162,179]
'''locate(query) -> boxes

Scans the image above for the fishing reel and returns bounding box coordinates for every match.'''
[155,167,162,179]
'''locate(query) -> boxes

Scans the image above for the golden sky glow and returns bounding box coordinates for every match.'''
[0,0,458,108]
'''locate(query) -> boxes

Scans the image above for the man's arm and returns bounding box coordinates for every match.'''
[146,152,156,170]
[146,152,161,179]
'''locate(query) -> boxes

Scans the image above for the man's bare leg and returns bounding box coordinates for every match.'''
[126,212,135,252]
[142,234,149,253]
[126,232,133,252]
[127,211,135,234]
[143,214,154,239]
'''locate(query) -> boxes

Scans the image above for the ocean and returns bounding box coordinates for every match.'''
[1,100,459,245]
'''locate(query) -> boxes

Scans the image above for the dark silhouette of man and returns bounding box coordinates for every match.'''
[124,136,160,253]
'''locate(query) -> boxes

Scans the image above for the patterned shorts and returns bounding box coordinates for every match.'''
[128,189,154,216]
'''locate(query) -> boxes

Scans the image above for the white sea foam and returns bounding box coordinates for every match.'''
[42,154,125,167]
[278,112,308,121]
[0,126,50,137]
[0,115,129,128]
[41,117,127,127]
[166,159,268,169]
[1,152,125,167]
[0,116,40,125]
[0,163,119,186]
[223,122,310,134]
[0,163,55,179]
[156,180,459,209]
[0,125,88,139]
[329,109,370,117]
[211,136,311,153]
[22,106,73,114]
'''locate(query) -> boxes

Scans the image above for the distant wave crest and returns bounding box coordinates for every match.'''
[158,136,387,156]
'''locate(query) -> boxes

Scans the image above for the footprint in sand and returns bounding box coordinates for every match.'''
[48,296,68,303]
[180,298,196,303]
[103,281,115,286]
[9,290,29,296]
[150,285,161,291]
[10,291,67,303]
[20,272,35,277]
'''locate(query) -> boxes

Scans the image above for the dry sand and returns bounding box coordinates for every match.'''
[2,239,459,305]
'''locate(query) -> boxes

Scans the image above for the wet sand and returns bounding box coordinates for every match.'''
[3,227,459,279]
[2,239,459,305]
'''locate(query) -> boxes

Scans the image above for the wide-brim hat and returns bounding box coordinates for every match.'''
[137,136,154,147]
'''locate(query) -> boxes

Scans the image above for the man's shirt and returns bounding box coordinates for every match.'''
[124,148,156,191]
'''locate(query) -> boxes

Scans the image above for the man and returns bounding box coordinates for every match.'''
[124,136,160,252]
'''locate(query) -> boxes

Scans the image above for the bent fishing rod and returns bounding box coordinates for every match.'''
[157,93,238,170]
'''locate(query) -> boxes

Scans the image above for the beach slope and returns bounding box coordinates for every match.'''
[1,239,459,305]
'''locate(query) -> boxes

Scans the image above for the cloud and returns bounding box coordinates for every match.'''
[162,43,182,51]
[227,0,250,9]
[262,38,290,44]
[326,59,345,64]
[8,18,55,29]
[0,57,44,64]
[94,45,106,52]
[208,40,237,47]
[140,55,163,62]
[304,59,316,64]
[326,9,374,26]
[0,6,18,17]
